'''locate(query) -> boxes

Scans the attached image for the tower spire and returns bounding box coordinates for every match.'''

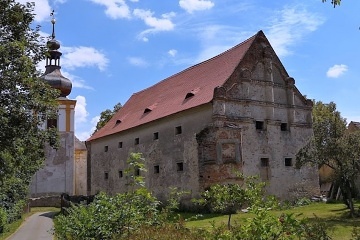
[42,10,72,98]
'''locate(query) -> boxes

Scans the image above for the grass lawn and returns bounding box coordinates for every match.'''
[184,202,360,240]
[0,207,60,240]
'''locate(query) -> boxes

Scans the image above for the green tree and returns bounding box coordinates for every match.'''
[0,0,58,220]
[93,102,122,134]
[296,101,360,217]
[322,0,341,7]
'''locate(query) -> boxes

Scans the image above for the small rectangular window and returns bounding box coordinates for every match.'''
[256,121,264,130]
[153,132,159,140]
[118,170,123,178]
[261,158,269,167]
[175,126,182,135]
[104,146,108,152]
[281,123,288,131]
[135,168,140,176]
[154,165,160,174]
[285,158,293,167]
[118,142,123,148]
[135,138,140,145]
[47,118,57,129]
[176,162,184,171]
[104,172,109,180]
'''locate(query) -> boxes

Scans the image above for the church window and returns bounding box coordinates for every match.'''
[47,118,57,129]
[281,123,288,131]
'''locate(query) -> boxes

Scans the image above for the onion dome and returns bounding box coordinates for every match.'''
[42,13,72,98]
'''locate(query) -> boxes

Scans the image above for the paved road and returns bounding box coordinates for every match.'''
[7,212,55,240]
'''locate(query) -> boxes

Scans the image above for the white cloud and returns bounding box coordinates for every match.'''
[61,70,94,90]
[266,6,325,57]
[142,37,149,42]
[168,49,178,57]
[62,46,109,71]
[133,9,175,38]
[16,0,51,22]
[179,0,214,13]
[76,115,100,141]
[75,96,89,124]
[326,64,348,78]
[89,0,131,19]
[127,57,148,67]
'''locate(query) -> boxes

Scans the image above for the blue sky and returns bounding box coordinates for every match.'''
[17,0,360,140]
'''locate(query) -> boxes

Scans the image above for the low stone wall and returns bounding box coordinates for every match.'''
[29,196,61,208]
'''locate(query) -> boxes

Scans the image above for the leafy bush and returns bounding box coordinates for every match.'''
[0,207,7,233]
[54,190,160,240]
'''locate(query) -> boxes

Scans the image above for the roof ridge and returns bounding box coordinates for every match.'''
[133,31,259,96]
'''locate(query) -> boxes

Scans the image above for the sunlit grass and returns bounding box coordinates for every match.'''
[0,207,60,240]
[184,202,360,240]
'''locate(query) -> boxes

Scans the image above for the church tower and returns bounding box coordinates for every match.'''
[30,13,77,197]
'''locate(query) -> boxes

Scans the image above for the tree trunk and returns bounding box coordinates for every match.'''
[341,181,356,218]
[228,213,232,230]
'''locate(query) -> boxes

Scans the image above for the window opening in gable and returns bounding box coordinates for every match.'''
[104,146,108,152]
[177,162,184,171]
[175,126,182,135]
[256,121,264,130]
[285,158,292,167]
[153,132,159,140]
[154,165,160,174]
[135,138,139,145]
[118,142,123,148]
[115,119,121,125]
[281,123,288,131]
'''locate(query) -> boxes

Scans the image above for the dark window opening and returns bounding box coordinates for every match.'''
[153,132,159,140]
[104,146,108,152]
[135,138,139,145]
[261,158,269,167]
[285,158,293,167]
[135,168,140,176]
[104,172,109,180]
[144,108,152,114]
[154,165,160,174]
[281,123,288,131]
[118,142,123,148]
[118,170,123,178]
[185,92,195,99]
[175,126,182,135]
[47,118,57,129]
[115,119,122,125]
[256,121,264,130]
[176,162,184,171]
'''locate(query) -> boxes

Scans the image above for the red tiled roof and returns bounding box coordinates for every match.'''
[88,31,261,141]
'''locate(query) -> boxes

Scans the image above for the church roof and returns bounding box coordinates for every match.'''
[88,31,262,141]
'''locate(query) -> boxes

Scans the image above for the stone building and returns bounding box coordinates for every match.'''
[87,30,319,202]
[30,17,81,198]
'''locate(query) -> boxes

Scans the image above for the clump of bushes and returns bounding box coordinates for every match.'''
[0,208,7,233]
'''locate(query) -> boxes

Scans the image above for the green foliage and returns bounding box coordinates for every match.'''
[54,191,160,240]
[93,102,122,134]
[322,0,341,7]
[296,101,360,217]
[0,0,59,225]
[0,208,7,234]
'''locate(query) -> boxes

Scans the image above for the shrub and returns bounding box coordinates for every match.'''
[0,207,7,233]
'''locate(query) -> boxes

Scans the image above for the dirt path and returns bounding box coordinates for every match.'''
[7,212,56,240]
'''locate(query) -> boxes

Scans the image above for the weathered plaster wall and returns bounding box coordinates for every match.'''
[75,138,87,195]
[88,104,213,202]
[30,132,75,197]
